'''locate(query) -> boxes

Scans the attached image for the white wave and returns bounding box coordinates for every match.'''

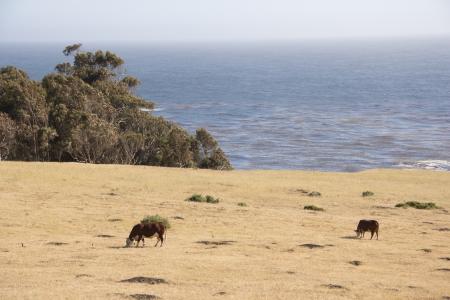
[139,107,164,112]
[396,160,450,171]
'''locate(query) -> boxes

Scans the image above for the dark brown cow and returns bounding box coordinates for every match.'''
[125,222,166,247]
[355,220,379,240]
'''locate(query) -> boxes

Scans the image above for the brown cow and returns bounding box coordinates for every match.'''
[355,220,379,240]
[125,222,166,247]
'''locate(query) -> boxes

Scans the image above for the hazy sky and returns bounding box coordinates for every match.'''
[1,0,450,42]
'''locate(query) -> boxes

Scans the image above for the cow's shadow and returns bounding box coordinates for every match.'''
[340,236,359,240]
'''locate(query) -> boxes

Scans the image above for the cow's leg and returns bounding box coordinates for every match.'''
[376,229,379,240]
[142,238,145,247]
[159,232,164,247]
[154,238,159,247]
[136,235,142,248]
[370,230,374,240]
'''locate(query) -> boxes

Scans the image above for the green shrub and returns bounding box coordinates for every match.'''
[141,214,171,229]
[395,201,439,210]
[185,194,219,204]
[304,205,324,211]
[362,191,374,197]
[186,194,205,202]
[237,202,247,207]
[205,195,219,204]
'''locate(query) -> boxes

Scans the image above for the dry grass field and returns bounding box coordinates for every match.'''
[0,162,449,299]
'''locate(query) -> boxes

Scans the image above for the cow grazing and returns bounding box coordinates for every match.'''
[125,222,166,247]
[355,220,379,240]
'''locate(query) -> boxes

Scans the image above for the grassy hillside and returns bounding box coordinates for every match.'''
[0,162,449,299]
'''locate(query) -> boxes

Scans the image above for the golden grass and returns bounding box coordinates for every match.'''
[0,162,449,299]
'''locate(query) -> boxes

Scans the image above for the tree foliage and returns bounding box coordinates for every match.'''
[0,45,232,169]
[195,128,232,170]
[0,112,16,161]
[63,43,82,56]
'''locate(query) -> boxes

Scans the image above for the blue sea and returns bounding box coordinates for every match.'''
[1,39,450,171]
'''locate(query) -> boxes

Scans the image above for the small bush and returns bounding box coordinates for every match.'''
[308,191,321,197]
[141,215,171,229]
[205,195,219,204]
[185,194,219,204]
[362,191,374,197]
[237,202,247,207]
[304,205,324,211]
[395,201,439,210]
[186,194,204,202]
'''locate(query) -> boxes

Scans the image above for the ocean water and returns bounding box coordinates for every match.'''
[1,39,450,171]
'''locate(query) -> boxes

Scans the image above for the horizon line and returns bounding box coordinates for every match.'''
[2,34,450,45]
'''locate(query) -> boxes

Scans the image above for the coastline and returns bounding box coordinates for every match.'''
[1,162,449,299]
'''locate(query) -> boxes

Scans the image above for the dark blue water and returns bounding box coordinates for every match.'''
[1,40,450,171]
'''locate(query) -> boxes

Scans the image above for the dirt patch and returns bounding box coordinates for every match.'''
[75,274,92,278]
[109,246,125,249]
[440,257,450,261]
[294,189,321,197]
[196,240,236,246]
[286,271,296,274]
[372,206,394,210]
[296,188,309,194]
[46,242,68,246]
[436,268,450,272]
[322,284,347,290]
[340,236,358,240]
[129,294,159,300]
[435,228,450,232]
[349,260,362,266]
[108,218,122,222]
[299,243,326,249]
[420,249,432,253]
[120,277,168,284]
[97,234,115,238]
[173,216,184,220]
[213,292,227,296]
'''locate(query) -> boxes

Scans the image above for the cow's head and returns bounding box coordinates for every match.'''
[125,237,134,247]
